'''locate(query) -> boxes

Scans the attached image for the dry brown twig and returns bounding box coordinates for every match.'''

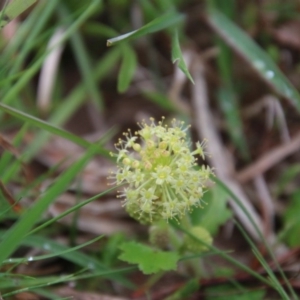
[237,131,300,183]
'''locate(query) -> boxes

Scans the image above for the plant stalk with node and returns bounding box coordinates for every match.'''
[109,117,215,276]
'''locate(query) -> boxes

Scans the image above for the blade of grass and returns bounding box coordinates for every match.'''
[1,266,135,295]
[0,123,28,179]
[23,236,105,271]
[23,47,121,161]
[5,0,59,79]
[171,29,194,84]
[234,221,290,300]
[58,3,104,110]
[28,185,120,236]
[107,10,184,46]
[2,235,104,265]
[0,143,100,264]
[207,7,300,111]
[214,176,297,299]
[0,230,133,288]
[171,221,273,288]
[1,0,102,107]
[0,1,47,63]
[0,2,54,109]
[117,43,137,93]
[0,0,37,29]
[1,158,23,183]
[207,1,249,159]
[0,102,109,157]
[50,46,121,125]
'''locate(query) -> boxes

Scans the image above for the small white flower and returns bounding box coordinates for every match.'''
[109,117,214,224]
[152,166,172,185]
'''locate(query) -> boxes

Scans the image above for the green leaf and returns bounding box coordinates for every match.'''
[190,186,232,235]
[207,8,300,112]
[119,241,179,274]
[0,0,37,29]
[171,29,194,84]
[117,44,137,93]
[107,11,184,46]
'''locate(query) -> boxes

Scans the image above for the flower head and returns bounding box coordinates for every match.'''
[109,117,214,224]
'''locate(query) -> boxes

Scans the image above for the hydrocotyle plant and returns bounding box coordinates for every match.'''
[109,117,214,225]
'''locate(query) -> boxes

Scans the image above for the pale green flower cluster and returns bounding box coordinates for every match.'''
[109,117,213,224]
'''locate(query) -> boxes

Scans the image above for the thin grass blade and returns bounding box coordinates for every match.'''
[23,47,121,161]
[2,235,104,265]
[58,4,104,110]
[0,0,37,29]
[0,103,88,147]
[117,44,137,93]
[1,0,102,107]
[207,8,300,112]
[107,11,184,46]
[0,143,100,264]
[171,29,194,84]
